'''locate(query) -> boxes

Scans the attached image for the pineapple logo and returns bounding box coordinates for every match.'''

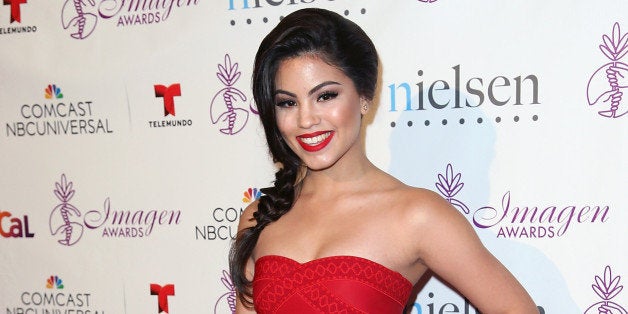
[435,163,470,214]
[213,270,236,314]
[49,174,84,246]
[584,266,626,314]
[209,54,258,135]
[586,23,628,118]
[61,0,97,39]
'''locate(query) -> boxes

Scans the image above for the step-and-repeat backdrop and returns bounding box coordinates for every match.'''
[1,1,626,313]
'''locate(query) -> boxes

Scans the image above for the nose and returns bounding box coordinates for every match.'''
[297,103,320,129]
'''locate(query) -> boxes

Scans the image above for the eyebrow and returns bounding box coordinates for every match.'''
[274,81,342,97]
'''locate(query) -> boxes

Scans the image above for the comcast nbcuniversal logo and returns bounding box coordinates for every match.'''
[587,22,628,118]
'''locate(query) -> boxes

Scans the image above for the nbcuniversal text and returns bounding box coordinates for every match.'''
[6,102,112,137]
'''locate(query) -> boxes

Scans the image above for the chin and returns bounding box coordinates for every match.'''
[303,157,338,172]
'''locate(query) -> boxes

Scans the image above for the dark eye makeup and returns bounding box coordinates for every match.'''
[275,99,296,108]
[273,89,339,108]
[317,91,339,102]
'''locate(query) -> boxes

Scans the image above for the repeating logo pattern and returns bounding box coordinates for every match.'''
[3,0,26,23]
[587,22,628,118]
[155,84,182,117]
[49,174,181,245]
[435,164,610,238]
[0,211,34,238]
[46,275,64,289]
[45,84,64,99]
[242,187,261,203]
[213,270,236,314]
[585,266,626,314]
[50,174,83,246]
[59,0,198,39]
[7,276,102,312]
[6,84,113,137]
[150,284,175,313]
[435,164,470,214]
[61,0,97,39]
[210,54,257,135]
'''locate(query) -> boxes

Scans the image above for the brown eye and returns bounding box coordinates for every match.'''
[275,100,296,108]
[318,92,338,102]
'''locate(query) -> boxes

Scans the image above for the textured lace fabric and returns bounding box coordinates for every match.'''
[253,255,413,313]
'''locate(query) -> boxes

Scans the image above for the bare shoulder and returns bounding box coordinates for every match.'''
[388,184,475,244]
[238,200,259,232]
[366,170,460,225]
[393,185,462,222]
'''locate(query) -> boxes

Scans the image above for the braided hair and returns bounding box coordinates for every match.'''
[228,7,379,308]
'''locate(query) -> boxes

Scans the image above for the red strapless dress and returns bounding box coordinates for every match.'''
[253,255,413,313]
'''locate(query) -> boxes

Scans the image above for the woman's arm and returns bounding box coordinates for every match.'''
[410,190,538,314]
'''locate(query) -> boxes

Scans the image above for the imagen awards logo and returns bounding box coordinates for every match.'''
[210,54,257,135]
[587,22,628,118]
[584,266,626,314]
[213,270,236,314]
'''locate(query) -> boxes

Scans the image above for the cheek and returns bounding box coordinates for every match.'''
[330,103,362,126]
[275,111,293,139]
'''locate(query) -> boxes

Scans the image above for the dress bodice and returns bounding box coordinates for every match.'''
[253,255,413,313]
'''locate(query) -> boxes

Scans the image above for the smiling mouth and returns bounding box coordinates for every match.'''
[297,131,334,152]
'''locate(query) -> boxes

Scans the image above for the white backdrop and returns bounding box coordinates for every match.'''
[1,1,626,313]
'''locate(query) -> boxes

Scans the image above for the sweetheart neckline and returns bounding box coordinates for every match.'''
[255,254,413,286]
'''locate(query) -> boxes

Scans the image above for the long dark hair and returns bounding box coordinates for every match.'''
[229,7,379,308]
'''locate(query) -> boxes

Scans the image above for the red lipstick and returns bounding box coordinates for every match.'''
[297,131,334,152]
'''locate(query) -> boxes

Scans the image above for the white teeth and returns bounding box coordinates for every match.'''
[301,132,330,145]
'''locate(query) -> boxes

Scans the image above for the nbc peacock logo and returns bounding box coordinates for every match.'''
[46,275,64,289]
[209,54,257,135]
[242,187,262,203]
[45,84,63,99]
[587,22,628,118]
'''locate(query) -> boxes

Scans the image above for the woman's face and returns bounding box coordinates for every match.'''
[273,54,367,171]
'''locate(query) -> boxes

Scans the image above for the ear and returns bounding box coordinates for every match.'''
[360,97,370,115]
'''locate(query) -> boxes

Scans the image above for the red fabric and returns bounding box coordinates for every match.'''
[253,255,413,313]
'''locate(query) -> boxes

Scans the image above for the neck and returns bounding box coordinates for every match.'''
[300,151,377,197]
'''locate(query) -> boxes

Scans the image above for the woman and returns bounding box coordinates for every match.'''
[230,8,538,313]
